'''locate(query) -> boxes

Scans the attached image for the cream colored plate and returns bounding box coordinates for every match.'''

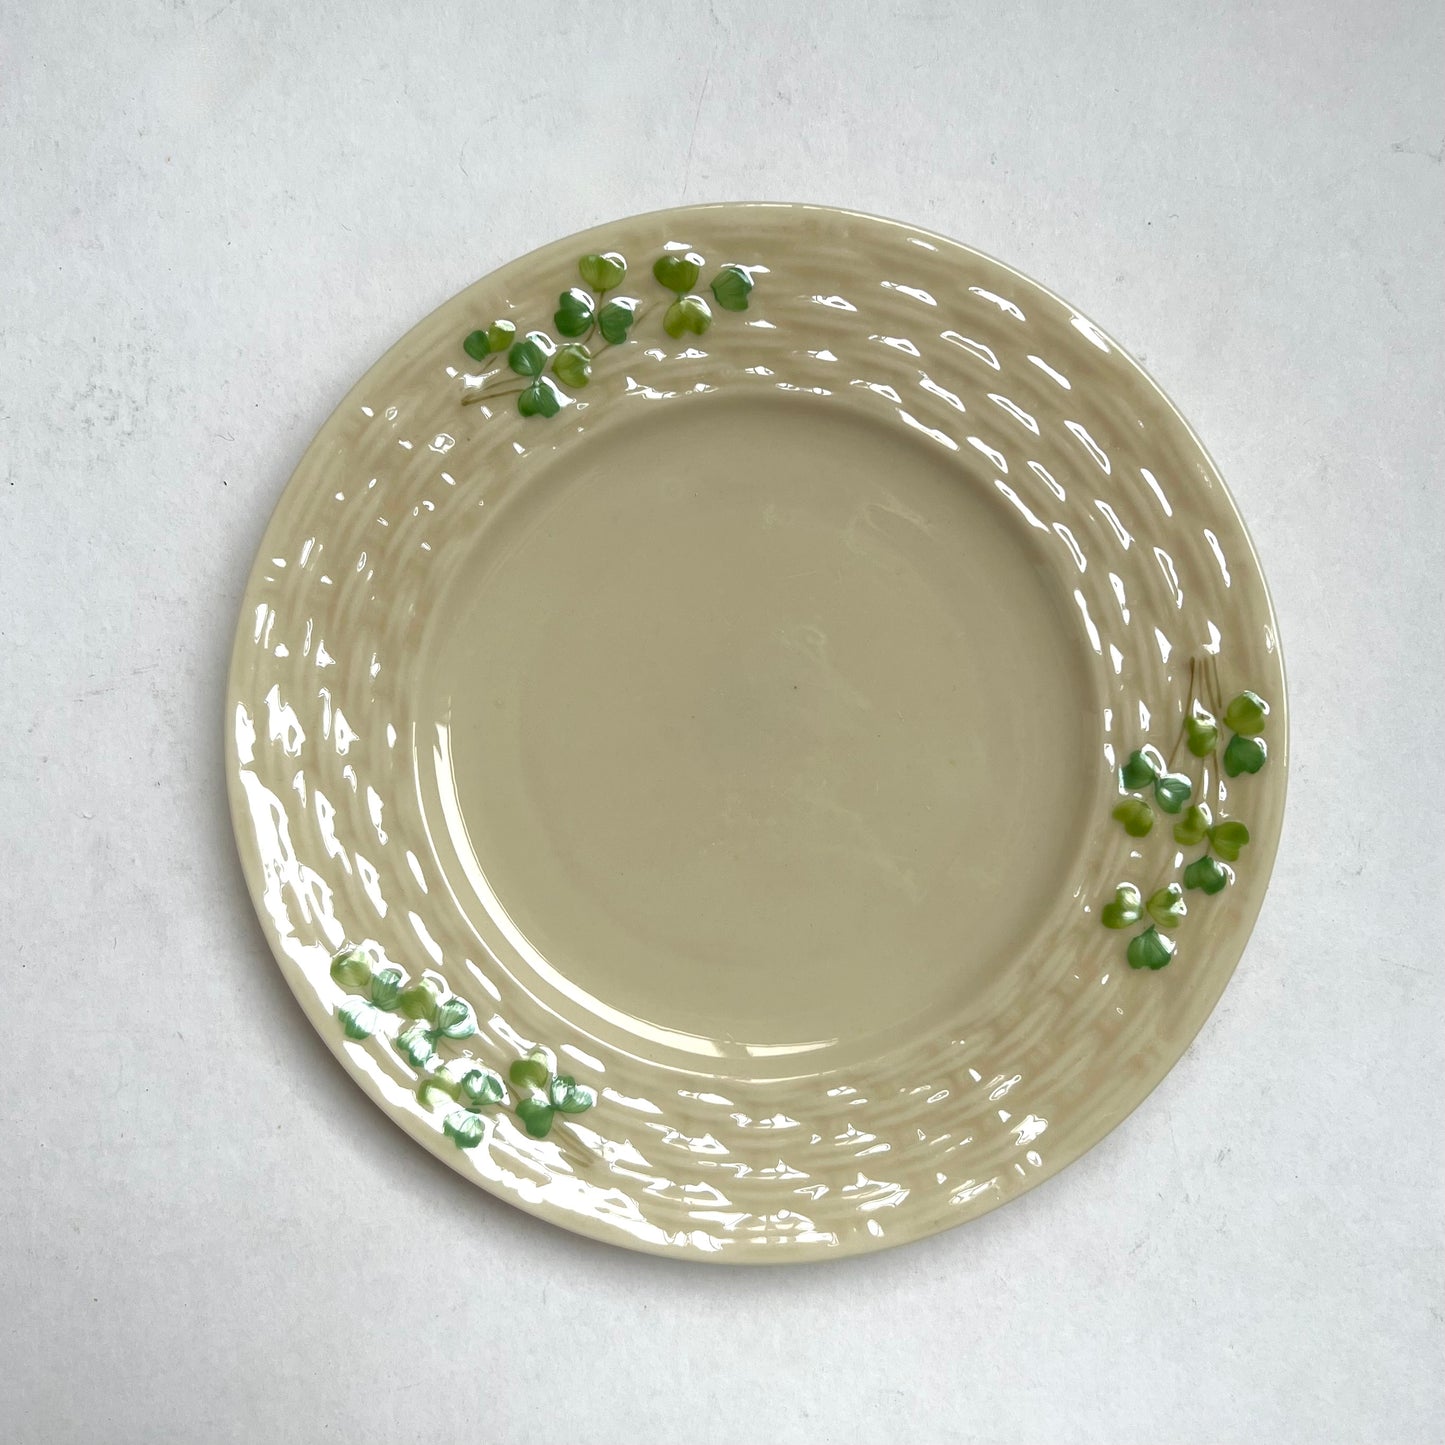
[226,204,1287,1260]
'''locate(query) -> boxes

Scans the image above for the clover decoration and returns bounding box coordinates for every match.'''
[507,1054,598,1139]
[329,948,595,1148]
[459,248,757,418]
[1102,660,1270,970]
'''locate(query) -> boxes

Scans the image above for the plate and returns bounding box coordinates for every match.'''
[226,203,1287,1260]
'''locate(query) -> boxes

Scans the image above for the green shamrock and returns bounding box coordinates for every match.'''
[1223,734,1267,776]
[1209,820,1250,861]
[1112,797,1154,837]
[461,319,517,362]
[1185,712,1218,758]
[422,1066,507,1150]
[1146,883,1187,930]
[394,1022,436,1069]
[486,320,517,353]
[663,294,713,338]
[369,967,402,1010]
[329,945,477,1061]
[460,1068,506,1108]
[1102,681,1271,970]
[597,297,639,344]
[398,982,440,1020]
[653,252,702,293]
[1101,883,1143,929]
[1153,772,1193,814]
[1120,746,1164,790]
[1183,856,1232,894]
[337,1002,376,1041]
[327,955,597,1149]
[443,1113,487,1149]
[331,951,404,1040]
[508,1054,597,1139]
[1224,691,1269,736]
[330,948,372,989]
[509,1056,549,1092]
[710,264,754,311]
[458,245,759,420]
[578,251,626,291]
[554,287,595,337]
[553,343,593,389]
[507,333,551,377]
[518,377,563,418]
[1127,926,1176,971]
[1173,802,1213,846]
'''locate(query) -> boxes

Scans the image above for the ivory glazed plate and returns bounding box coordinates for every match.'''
[227,203,1287,1261]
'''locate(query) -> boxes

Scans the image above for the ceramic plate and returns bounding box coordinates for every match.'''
[226,203,1287,1261]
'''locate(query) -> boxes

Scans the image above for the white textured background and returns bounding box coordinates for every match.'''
[2,3,1442,1442]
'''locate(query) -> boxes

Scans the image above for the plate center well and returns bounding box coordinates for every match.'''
[420,391,1094,1061]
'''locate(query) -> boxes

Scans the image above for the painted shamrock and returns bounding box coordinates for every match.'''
[459,247,759,418]
[1102,660,1271,969]
[418,1065,508,1150]
[329,947,597,1148]
[508,1053,597,1139]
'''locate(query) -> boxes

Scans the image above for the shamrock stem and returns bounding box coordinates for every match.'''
[484,381,530,402]
[1207,653,1227,721]
[1168,657,1199,769]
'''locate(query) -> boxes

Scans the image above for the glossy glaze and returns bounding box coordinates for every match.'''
[226,204,1288,1260]
[418,391,1095,1064]
[458,244,757,416]
[1103,659,1274,969]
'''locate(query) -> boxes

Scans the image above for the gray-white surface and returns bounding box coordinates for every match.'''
[2,3,1441,1442]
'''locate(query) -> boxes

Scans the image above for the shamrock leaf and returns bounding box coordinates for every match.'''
[369,968,403,1011]
[1153,772,1193,814]
[330,948,372,989]
[507,333,553,377]
[1127,926,1177,971]
[1224,690,1269,736]
[515,1098,556,1139]
[548,1075,597,1114]
[417,1073,459,1108]
[444,1112,486,1149]
[1209,820,1250,862]
[579,251,627,292]
[394,1022,436,1069]
[398,982,439,1023]
[554,287,596,337]
[338,1001,377,1040]
[1185,712,1218,758]
[597,297,639,344]
[434,997,476,1040]
[509,1055,550,1092]
[653,252,702,294]
[1146,883,1187,930]
[463,321,516,362]
[1173,802,1213,846]
[517,376,563,418]
[1223,734,1267,776]
[1111,797,1154,838]
[1120,746,1164,790]
[459,1069,505,1108]
[1101,882,1143,930]
[709,264,754,311]
[1183,855,1233,895]
[553,343,592,389]
[663,295,713,338]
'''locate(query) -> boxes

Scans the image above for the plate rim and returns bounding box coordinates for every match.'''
[225,200,1289,1262]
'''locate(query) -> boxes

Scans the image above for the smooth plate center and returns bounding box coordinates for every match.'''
[421,393,1094,1061]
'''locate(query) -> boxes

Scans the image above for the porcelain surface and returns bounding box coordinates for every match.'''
[226,203,1287,1260]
